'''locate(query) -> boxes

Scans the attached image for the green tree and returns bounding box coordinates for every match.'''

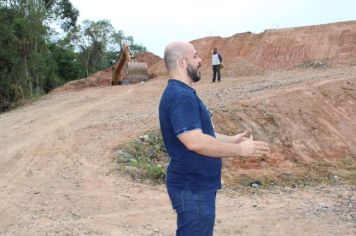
[49,42,84,83]
[75,20,147,77]
[75,19,114,76]
[0,0,79,111]
[110,31,146,55]
[0,1,146,112]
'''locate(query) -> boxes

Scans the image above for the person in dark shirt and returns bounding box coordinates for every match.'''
[159,41,270,236]
[211,47,222,82]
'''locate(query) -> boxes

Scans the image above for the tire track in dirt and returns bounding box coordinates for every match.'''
[0,88,134,186]
[0,67,355,235]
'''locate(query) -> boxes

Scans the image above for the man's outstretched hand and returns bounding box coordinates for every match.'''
[233,131,270,157]
[231,130,250,143]
[239,139,270,157]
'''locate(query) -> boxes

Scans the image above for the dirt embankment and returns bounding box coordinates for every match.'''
[55,20,356,92]
[52,52,161,92]
[210,70,356,184]
[0,66,355,235]
[146,20,356,79]
[191,20,356,73]
[52,68,113,93]
[1,20,356,235]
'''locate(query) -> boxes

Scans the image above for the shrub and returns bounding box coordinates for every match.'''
[116,130,169,184]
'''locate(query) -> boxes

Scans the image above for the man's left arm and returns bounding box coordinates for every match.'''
[218,54,222,63]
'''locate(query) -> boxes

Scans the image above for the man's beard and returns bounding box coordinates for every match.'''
[187,64,201,82]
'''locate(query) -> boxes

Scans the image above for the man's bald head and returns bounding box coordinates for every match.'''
[164,41,192,72]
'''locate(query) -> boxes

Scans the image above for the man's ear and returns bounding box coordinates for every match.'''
[178,57,186,68]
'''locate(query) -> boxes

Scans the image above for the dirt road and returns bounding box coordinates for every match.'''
[0,67,355,235]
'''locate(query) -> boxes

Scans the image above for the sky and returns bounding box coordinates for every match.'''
[70,0,356,57]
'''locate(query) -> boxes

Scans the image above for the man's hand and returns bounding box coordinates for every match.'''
[231,130,250,143]
[223,130,270,157]
[237,135,270,158]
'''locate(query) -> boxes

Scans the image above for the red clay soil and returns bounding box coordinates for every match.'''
[25,21,356,236]
[13,21,352,234]
[1,65,355,235]
[135,52,163,79]
[55,20,356,92]
[191,20,356,73]
[145,20,356,79]
[52,52,161,92]
[135,51,161,68]
[50,20,356,178]
[214,75,356,184]
[52,68,113,92]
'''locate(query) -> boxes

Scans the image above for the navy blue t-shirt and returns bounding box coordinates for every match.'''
[159,79,222,191]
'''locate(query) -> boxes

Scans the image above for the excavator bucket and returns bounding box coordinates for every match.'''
[112,45,149,85]
[122,62,148,85]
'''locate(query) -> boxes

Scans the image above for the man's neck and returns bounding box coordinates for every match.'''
[169,71,192,87]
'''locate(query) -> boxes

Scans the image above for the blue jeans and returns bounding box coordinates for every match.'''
[167,186,217,236]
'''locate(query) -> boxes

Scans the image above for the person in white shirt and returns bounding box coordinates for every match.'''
[211,48,222,82]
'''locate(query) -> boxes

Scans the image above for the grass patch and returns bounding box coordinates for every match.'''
[268,161,356,188]
[263,111,277,125]
[335,156,356,186]
[296,60,328,69]
[115,130,356,189]
[116,130,169,184]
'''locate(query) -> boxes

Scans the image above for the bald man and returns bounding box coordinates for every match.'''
[159,41,270,236]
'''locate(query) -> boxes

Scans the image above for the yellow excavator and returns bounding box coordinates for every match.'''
[112,44,148,85]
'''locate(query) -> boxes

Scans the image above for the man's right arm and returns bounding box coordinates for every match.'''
[178,129,270,158]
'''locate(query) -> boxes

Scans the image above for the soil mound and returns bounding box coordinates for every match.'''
[1,63,355,235]
[52,68,113,92]
[55,20,356,91]
[190,20,356,74]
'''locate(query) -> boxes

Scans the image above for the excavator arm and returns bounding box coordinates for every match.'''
[112,44,131,85]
